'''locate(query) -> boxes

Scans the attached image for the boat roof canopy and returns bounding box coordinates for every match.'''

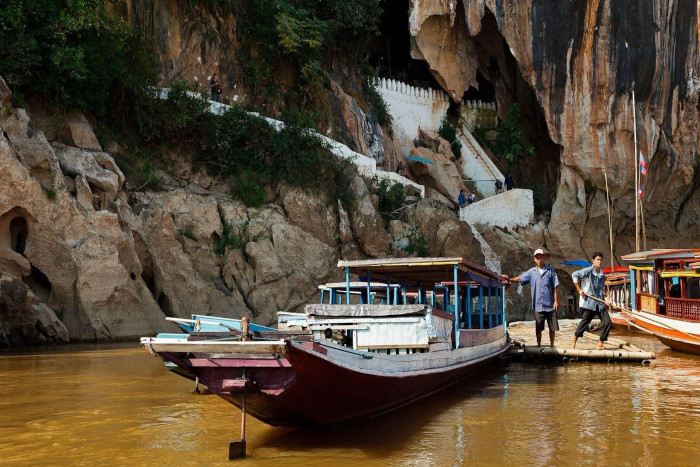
[337,257,505,286]
[621,249,700,262]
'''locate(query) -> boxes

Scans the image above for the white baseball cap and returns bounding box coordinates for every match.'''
[533,248,545,256]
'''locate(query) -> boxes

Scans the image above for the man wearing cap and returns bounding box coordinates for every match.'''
[503,248,560,347]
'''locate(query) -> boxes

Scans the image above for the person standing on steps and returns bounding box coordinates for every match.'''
[495,178,504,194]
[210,73,223,102]
[571,252,611,350]
[503,248,560,348]
[458,189,466,208]
[505,173,515,191]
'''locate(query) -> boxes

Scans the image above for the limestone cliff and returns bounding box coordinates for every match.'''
[409,0,700,264]
[0,78,484,345]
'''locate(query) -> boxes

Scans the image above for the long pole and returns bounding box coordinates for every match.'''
[632,89,639,252]
[604,170,614,271]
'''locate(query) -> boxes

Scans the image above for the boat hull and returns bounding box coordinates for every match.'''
[158,330,509,427]
[621,310,700,354]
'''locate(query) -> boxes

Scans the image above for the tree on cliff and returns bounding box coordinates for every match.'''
[493,104,535,167]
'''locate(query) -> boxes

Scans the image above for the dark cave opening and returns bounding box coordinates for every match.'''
[371,0,442,90]
[466,10,562,210]
[372,2,562,212]
[23,264,52,303]
[9,217,28,255]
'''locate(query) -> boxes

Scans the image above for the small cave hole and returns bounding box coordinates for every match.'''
[10,217,28,255]
[129,272,136,280]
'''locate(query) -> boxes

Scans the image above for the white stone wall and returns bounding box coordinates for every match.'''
[376,78,450,154]
[459,188,534,229]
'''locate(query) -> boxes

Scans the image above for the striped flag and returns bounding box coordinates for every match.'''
[639,151,647,175]
[638,186,644,199]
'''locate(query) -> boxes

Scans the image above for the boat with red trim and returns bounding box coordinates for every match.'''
[620,249,700,353]
[141,257,510,431]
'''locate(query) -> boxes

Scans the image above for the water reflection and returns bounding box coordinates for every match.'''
[1,334,700,465]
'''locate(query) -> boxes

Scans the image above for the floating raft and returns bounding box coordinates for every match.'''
[506,319,655,363]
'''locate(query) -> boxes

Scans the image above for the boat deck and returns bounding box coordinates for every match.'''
[506,319,655,363]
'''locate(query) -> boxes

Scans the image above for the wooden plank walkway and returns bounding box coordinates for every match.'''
[506,319,655,363]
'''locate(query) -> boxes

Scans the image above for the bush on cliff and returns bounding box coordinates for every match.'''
[236,0,390,131]
[196,105,356,210]
[0,0,157,118]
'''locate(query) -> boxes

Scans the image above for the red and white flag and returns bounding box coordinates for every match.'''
[639,151,647,175]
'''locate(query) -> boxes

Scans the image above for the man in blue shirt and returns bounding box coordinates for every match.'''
[458,189,466,208]
[504,248,560,347]
[571,252,611,350]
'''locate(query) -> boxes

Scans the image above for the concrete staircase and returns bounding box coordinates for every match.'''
[455,122,503,198]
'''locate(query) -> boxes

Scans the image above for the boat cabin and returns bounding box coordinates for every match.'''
[622,249,700,320]
[305,257,508,352]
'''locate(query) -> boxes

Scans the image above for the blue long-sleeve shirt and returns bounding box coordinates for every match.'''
[572,265,606,310]
[519,266,559,312]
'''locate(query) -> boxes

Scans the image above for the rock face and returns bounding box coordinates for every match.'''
[409,0,700,263]
[1,96,492,345]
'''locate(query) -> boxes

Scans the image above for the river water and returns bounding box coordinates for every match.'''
[1,332,699,466]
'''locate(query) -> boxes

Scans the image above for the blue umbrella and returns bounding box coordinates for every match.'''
[404,155,435,164]
[560,260,592,267]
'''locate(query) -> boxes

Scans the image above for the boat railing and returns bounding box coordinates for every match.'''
[666,297,700,321]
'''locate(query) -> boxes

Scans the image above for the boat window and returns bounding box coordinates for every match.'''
[688,278,700,299]
[669,283,681,298]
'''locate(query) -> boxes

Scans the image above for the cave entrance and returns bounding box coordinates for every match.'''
[371,0,442,89]
[10,217,28,255]
[23,264,52,303]
[466,10,561,213]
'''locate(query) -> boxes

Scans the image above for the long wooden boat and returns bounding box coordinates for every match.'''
[141,257,510,430]
[620,249,700,354]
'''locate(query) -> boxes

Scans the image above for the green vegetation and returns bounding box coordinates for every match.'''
[492,104,534,164]
[584,178,598,200]
[520,178,553,216]
[438,116,462,157]
[43,187,57,200]
[197,105,357,209]
[178,226,198,242]
[0,0,362,215]
[214,220,265,256]
[404,231,429,257]
[0,0,157,118]
[366,176,405,221]
[235,0,390,131]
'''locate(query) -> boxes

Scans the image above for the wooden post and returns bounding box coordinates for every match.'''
[604,171,614,271]
[632,88,639,252]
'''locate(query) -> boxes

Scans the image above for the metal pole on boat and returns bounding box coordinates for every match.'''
[453,264,460,349]
[466,273,472,329]
[346,268,351,304]
[502,285,507,333]
[366,270,371,305]
[479,286,484,329]
[386,275,391,305]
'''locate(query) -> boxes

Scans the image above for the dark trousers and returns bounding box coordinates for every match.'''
[574,307,612,341]
[212,93,221,102]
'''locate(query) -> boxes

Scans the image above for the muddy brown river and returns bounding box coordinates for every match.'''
[1,332,699,465]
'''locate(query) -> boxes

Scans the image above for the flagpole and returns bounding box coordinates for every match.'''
[632,88,639,252]
[604,170,614,271]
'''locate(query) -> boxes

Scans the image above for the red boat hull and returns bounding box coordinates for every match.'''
[164,335,509,427]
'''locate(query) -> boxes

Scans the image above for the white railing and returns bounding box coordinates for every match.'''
[156,88,424,198]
